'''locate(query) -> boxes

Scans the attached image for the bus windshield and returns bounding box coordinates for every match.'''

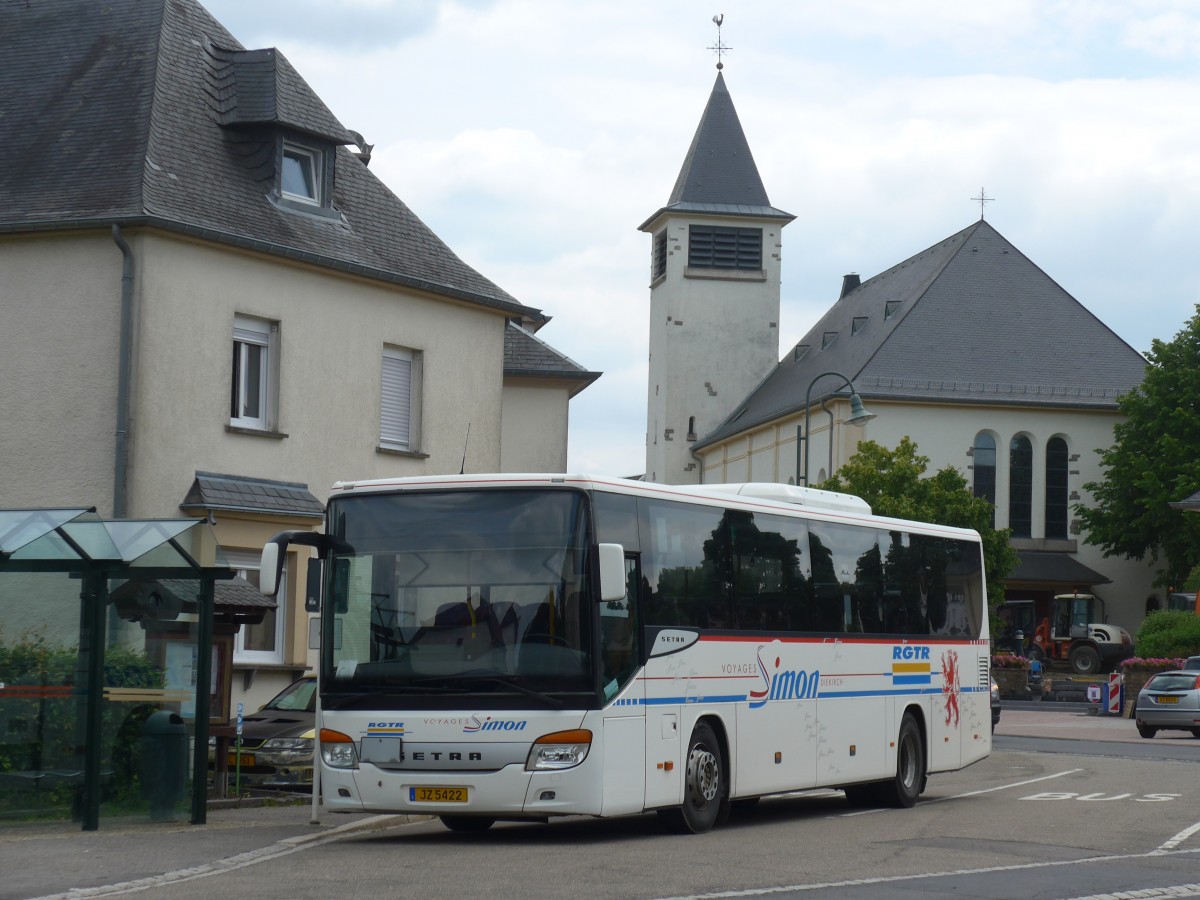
[321,489,596,708]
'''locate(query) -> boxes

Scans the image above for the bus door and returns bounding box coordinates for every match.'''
[599,555,646,816]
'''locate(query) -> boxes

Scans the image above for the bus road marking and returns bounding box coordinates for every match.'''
[833,768,1083,817]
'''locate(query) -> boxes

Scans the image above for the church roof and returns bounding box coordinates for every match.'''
[639,72,793,230]
[0,0,542,322]
[697,219,1148,448]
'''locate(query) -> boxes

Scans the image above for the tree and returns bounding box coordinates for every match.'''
[1075,305,1200,589]
[822,437,1019,607]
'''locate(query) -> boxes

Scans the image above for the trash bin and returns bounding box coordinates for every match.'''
[138,710,187,821]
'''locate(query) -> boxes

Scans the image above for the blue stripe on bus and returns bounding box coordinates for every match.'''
[642,694,747,705]
[891,674,932,685]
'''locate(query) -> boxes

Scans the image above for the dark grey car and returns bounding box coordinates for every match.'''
[227,676,316,788]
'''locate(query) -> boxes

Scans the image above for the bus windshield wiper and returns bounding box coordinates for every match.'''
[413,674,563,708]
[332,684,471,704]
[475,675,562,709]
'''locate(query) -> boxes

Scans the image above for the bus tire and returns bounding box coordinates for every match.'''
[878,714,924,808]
[439,815,495,833]
[658,722,727,834]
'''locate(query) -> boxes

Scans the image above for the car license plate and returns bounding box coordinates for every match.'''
[228,753,255,767]
[410,786,467,803]
[1155,696,1179,704]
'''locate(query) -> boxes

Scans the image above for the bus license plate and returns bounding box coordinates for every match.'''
[1155,696,1179,704]
[410,786,467,803]
[228,753,254,767]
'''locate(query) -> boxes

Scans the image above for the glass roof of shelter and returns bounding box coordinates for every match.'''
[0,508,229,572]
[0,507,100,557]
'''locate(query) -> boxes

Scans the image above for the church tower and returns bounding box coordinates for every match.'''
[640,70,793,484]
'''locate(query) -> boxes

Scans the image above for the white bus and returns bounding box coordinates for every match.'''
[260,474,991,834]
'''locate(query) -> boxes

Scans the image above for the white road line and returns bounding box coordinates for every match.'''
[26,815,405,899]
[1063,885,1200,899]
[654,847,1200,900]
[928,767,1086,802]
[1155,819,1200,854]
[834,767,1084,817]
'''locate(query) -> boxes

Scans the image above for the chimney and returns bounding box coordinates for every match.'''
[348,130,374,167]
[839,273,861,299]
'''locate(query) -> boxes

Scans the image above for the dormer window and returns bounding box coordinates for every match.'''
[272,136,341,220]
[281,143,321,204]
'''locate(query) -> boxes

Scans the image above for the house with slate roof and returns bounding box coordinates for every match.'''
[645,71,1156,632]
[0,0,597,709]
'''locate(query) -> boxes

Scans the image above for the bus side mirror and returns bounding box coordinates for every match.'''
[260,541,285,597]
[259,530,333,597]
[598,543,626,602]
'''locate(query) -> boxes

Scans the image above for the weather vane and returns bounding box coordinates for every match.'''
[708,14,730,70]
[971,187,994,220]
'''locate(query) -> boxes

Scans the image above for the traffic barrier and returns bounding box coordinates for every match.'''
[1085,673,1123,715]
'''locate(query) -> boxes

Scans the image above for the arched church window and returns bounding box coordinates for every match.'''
[1045,437,1069,539]
[1009,435,1033,538]
[972,432,996,527]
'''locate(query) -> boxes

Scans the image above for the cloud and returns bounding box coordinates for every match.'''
[200,0,458,50]
[197,0,1200,477]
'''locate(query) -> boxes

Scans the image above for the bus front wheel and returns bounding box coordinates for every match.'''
[658,722,728,834]
[878,714,924,808]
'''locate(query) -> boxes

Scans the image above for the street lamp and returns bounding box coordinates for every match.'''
[799,371,876,486]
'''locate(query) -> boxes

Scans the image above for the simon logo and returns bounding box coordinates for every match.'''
[748,645,819,709]
[463,715,527,733]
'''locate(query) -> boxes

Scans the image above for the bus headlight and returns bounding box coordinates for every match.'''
[526,729,592,771]
[320,728,358,769]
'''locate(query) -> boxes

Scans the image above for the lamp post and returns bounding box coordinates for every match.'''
[800,371,876,486]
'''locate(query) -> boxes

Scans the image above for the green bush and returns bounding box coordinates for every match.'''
[1133,610,1200,659]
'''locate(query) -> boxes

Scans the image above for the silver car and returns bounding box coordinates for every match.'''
[1134,670,1200,739]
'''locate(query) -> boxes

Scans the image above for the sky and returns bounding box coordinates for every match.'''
[201,0,1200,478]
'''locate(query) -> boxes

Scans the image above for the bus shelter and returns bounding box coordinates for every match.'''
[0,508,235,830]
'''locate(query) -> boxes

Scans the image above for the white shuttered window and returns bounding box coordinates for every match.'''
[381,347,415,450]
[231,315,276,431]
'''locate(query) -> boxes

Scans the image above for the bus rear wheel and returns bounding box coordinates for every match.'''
[877,714,924,808]
[439,815,495,833]
[658,722,727,834]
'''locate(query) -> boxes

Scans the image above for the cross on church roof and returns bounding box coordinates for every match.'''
[708,14,731,70]
[972,187,994,220]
